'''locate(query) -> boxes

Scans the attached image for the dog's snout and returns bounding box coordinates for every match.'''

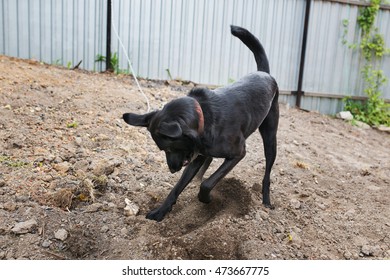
[169,167,176,173]
[169,165,182,173]
[165,151,185,173]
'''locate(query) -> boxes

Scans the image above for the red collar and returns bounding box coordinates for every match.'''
[194,100,204,135]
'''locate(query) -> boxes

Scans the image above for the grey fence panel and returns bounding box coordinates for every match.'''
[0,0,106,71]
[112,0,305,90]
[304,1,358,96]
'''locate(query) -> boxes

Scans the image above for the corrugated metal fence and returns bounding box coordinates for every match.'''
[1,0,389,114]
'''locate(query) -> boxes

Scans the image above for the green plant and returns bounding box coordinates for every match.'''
[342,0,390,127]
[95,52,121,74]
[53,59,62,66]
[66,121,79,128]
[360,30,389,60]
[341,20,358,50]
[341,19,350,46]
[0,155,30,168]
[95,54,106,63]
[110,52,119,73]
[165,68,173,80]
[357,0,381,36]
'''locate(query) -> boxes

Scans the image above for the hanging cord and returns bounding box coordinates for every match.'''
[110,1,151,112]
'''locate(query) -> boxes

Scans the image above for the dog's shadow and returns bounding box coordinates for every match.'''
[158,178,254,237]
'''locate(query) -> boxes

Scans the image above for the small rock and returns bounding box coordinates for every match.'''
[0,180,5,188]
[41,175,54,182]
[100,225,110,233]
[83,202,103,213]
[290,198,301,209]
[53,162,71,174]
[361,245,381,257]
[376,125,390,133]
[3,201,17,211]
[54,228,68,241]
[344,209,356,220]
[74,137,83,146]
[45,154,56,162]
[34,156,45,163]
[344,250,352,260]
[320,254,330,260]
[96,134,110,141]
[73,159,89,171]
[361,245,372,256]
[11,219,38,234]
[0,224,8,234]
[107,193,117,202]
[4,104,12,110]
[316,203,327,210]
[120,227,129,236]
[337,111,354,121]
[41,240,52,248]
[92,159,119,176]
[258,210,269,220]
[354,120,371,129]
[107,202,116,209]
[15,195,29,203]
[124,198,139,216]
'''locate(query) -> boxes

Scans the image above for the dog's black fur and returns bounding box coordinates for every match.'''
[123,25,279,222]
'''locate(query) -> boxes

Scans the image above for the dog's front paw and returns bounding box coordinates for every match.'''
[198,190,211,204]
[263,202,275,210]
[146,207,170,222]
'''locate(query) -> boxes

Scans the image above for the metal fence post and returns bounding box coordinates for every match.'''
[294,0,312,108]
[106,0,112,71]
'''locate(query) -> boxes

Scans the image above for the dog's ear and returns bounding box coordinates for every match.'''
[123,111,156,127]
[159,121,182,138]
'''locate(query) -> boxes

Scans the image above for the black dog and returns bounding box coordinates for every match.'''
[123,25,279,222]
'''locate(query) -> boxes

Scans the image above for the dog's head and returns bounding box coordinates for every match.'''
[123,97,204,173]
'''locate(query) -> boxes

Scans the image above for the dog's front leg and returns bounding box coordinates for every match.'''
[146,155,207,222]
[195,157,213,182]
[198,154,245,203]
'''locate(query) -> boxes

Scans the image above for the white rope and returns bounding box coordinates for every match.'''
[110,1,151,112]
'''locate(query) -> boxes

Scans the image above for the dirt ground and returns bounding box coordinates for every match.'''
[0,55,389,260]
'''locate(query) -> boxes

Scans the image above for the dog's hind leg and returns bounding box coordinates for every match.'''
[259,98,279,208]
[198,153,245,204]
[195,157,213,182]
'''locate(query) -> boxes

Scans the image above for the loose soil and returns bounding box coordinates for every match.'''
[0,56,389,260]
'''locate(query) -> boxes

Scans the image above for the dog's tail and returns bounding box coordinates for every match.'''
[230,25,270,74]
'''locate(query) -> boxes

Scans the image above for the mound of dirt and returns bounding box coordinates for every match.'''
[0,55,389,260]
